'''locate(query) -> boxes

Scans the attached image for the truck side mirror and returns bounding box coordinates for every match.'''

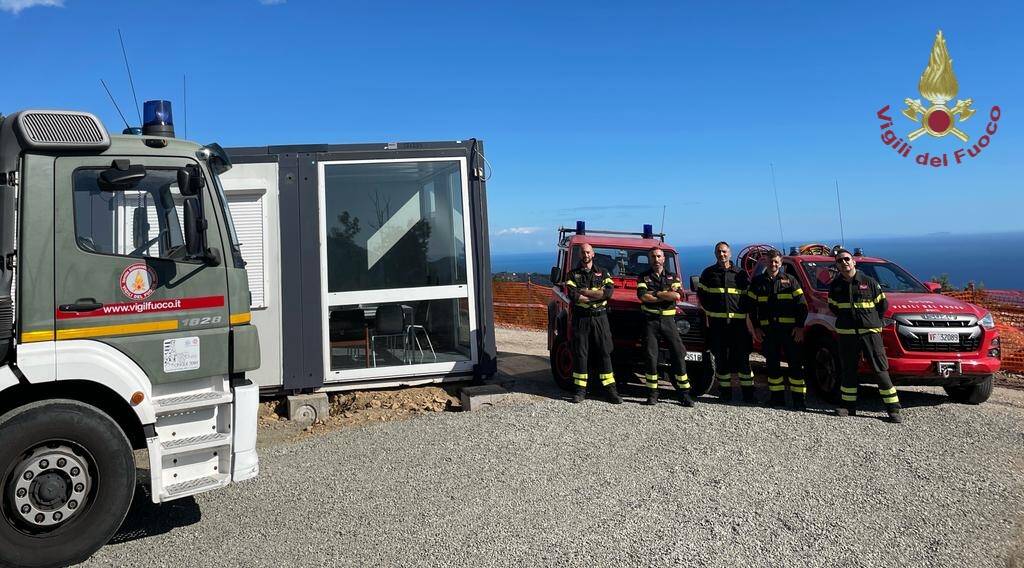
[690,275,699,292]
[177,166,205,197]
[550,266,561,284]
[183,198,216,264]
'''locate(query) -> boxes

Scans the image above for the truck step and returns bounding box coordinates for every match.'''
[154,391,233,414]
[163,473,230,500]
[161,432,231,454]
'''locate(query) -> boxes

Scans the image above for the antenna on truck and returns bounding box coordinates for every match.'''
[835,179,846,247]
[769,162,786,251]
[117,28,143,126]
[99,79,131,130]
[183,73,188,140]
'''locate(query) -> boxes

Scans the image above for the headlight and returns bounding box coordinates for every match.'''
[676,319,691,335]
[979,312,995,329]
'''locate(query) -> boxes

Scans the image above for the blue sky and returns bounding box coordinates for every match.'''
[3,0,1021,254]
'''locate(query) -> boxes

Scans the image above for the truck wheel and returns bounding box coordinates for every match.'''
[0,400,136,568]
[549,336,575,392]
[943,375,994,404]
[806,339,841,404]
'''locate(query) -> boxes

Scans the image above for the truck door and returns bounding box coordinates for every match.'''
[53,156,230,386]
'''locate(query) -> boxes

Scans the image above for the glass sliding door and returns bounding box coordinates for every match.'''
[317,158,476,381]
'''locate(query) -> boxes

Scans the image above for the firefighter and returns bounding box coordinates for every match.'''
[637,247,695,407]
[828,248,903,423]
[565,243,623,404]
[749,249,808,410]
[698,242,754,403]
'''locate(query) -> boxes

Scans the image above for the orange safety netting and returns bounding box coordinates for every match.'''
[492,281,553,330]
[491,281,1024,372]
[943,289,1024,373]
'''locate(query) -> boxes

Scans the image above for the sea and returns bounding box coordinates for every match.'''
[491,231,1024,290]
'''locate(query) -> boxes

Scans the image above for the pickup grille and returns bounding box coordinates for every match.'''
[903,319,971,328]
[898,333,980,353]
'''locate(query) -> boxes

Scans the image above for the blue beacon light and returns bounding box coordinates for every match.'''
[142,100,175,137]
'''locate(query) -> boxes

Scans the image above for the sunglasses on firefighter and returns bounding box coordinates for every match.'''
[836,256,853,264]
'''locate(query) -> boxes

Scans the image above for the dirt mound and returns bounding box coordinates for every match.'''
[257,386,462,444]
[330,387,458,417]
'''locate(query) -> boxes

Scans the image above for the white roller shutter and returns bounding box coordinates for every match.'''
[227,193,266,308]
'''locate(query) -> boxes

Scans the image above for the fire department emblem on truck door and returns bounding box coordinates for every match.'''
[120,263,157,300]
[901,30,974,142]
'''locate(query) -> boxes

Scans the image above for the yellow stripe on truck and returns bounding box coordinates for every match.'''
[20,330,55,343]
[56,319,179,340]
[231,312,252,325]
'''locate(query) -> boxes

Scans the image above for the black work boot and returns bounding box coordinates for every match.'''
[677,390,695,407]
[719,385,732,402]
[791,393,806,411]
[645,388,659,406]
[769,391,785,408]
[605,384,623,405]
[886,404,903,424]
[571,387,586,404]
[835,404,856,417]
[741,386,755,405]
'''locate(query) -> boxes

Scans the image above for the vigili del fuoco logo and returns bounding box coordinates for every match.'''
[876,30,1001,167]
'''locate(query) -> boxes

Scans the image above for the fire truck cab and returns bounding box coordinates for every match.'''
[547,222,713,395]
[758,244,1001,404]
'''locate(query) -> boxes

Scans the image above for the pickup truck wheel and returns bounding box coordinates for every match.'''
[549,336,576,392]
[807,339,841,404]
[0,400,136,568]
[943,375,994,404]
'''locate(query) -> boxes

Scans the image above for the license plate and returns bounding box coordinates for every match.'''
[927,332,960,343]
[685,352,702,362]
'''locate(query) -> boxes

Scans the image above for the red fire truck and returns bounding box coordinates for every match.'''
[741,244,1001,404]
[547,223,713,395]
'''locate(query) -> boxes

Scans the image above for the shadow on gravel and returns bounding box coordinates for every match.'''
[107,476,201,545]
[496,351,568,401]
[495,351,955,416]
[851,386,948,410]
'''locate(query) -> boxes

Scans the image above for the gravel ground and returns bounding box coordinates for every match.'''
[81,327,1024,567]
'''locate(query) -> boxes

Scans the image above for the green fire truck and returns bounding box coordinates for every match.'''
[0,102,260,567]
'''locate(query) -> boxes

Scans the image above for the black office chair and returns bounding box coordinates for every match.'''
[371,304,408,366]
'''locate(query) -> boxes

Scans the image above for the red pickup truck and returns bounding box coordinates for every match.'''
[547,223,713,395]
[750,245,1001,404]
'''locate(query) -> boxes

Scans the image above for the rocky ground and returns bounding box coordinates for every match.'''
[81,327,1024,568]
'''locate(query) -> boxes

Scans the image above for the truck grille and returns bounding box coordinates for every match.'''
[903,319,971,328]
[898,333,980,353]
[678,311,705,343]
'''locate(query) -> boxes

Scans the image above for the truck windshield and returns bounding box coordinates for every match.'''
[570,246,678,277]
[801,261,928,293]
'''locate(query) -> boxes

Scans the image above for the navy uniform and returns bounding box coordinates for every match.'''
[637,269,693,406]
[565,264,622,404]
[698,262,753,402]
[828,269,902,421]
[749,269,808,409]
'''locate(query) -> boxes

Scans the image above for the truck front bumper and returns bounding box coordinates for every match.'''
[231,379,260,482]
[882,356,1001,385]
